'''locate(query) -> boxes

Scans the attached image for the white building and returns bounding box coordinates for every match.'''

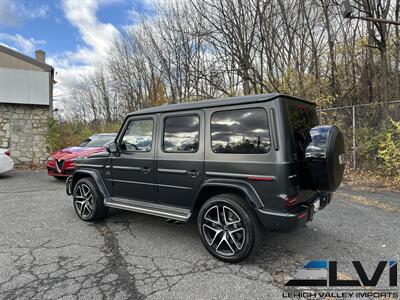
[0,45,54,165]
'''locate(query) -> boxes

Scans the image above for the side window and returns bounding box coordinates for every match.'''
[163,115,200,153]
[211,108,271,154]
[120,119,153,152]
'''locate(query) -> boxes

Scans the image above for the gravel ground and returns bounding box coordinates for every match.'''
[0,170,399,300]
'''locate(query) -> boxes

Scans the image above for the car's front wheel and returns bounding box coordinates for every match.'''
[197,193,261,263]
[73,177,108,221]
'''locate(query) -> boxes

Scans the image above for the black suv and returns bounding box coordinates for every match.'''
[66,93,345,262]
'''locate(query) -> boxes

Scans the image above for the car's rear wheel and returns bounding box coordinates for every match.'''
[73,177,108,221]
[197,193,261,263]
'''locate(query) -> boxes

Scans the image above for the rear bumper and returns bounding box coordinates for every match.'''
[0,156,14,174]
[256,192,331,232]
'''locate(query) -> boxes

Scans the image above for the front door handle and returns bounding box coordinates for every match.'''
[188,170,200,177]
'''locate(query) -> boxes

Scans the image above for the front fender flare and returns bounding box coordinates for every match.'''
[195,178,264,209]
[70,169,110,198]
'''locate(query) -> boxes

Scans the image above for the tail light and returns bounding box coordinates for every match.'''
[284,194,299,207]
[247,176,273,181]
[4,150,10,156]
[297,212,307,219]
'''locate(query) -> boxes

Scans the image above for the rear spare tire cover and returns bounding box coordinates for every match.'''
[305,125,345,192]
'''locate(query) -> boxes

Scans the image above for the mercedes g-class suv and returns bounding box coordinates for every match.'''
[66,93,345,262]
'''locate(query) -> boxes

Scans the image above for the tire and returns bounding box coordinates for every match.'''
[305,125,345,192]
[197,193,261,263]
[72,177,108,221]
[54,176,66,181]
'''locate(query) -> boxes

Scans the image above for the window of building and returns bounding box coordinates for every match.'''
[163,115,200,153]
[120,119,153,152]
[211,108,271,154]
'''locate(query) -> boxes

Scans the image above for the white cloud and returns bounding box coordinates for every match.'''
[62,0,120,65]
[0,33,45,54]
[48,54,96,94]
[50,0,121,105]
[0,0,126,113]
[0,0,49,27]
[26,6,49,19]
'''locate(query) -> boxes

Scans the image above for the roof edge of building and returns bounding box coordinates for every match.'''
[0,44,53,72]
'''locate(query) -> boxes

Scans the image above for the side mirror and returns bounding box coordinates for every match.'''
[107,142,118,154]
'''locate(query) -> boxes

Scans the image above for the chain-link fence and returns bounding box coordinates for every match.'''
[318,100,400,171]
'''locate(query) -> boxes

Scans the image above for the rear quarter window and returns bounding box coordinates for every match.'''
[288,102,318,157]
[211,108,271,154]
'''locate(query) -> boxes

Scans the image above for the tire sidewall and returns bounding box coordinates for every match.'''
[73,178,100,221]
[197,195,258,263]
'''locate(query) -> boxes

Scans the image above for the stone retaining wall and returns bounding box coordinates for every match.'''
[0,103,49,165]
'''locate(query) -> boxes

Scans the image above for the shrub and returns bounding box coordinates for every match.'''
[45,117,61,153]
[46,119,122,152]
[377,119,400,183]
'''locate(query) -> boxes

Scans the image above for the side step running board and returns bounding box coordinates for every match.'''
[104,197,191,221]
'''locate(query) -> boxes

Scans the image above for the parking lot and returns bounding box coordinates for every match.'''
[0,170,399,299]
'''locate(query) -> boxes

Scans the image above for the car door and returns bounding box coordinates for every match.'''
[156,110,204,208]
[109,115,157,202]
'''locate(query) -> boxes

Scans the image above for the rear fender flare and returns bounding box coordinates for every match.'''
[71,169,110,198]
[193,178,264,209]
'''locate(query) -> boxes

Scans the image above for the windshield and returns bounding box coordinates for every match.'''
[84,135,116,147]
[288,101,318,159]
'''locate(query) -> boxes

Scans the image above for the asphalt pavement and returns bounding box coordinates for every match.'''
[0,170,399,299]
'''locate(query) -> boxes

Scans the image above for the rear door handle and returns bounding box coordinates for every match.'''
[141,167,151,174]
[188,170,200,177]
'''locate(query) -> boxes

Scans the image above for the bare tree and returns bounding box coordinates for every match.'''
[59,0,400,120]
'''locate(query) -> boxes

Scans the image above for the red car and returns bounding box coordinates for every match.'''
[47,133,116,180]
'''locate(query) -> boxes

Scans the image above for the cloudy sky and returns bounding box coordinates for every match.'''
[0,0,154,102]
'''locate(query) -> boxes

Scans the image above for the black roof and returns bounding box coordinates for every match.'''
[0,44,53,72]
[128,93,314,116]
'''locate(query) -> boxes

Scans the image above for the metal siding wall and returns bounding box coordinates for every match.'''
[0,67,49,105]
